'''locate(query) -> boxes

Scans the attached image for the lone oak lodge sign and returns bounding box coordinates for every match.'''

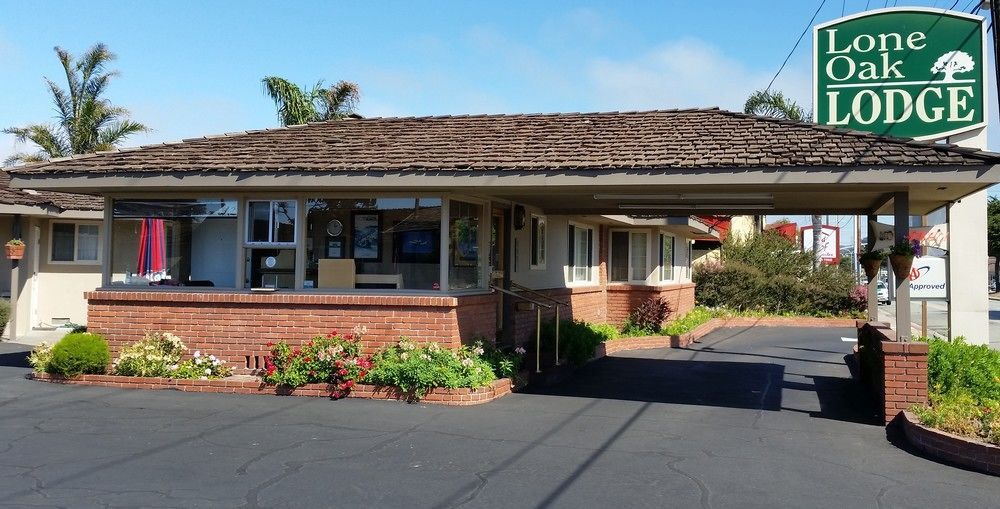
[814,8,986,140]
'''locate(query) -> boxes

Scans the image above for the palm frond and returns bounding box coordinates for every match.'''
[3,124,69,159]
[318,80,361,120]
[261,76,317,126]
[97,119,149,148]
[45,78,73,126]
[744,89,808,121]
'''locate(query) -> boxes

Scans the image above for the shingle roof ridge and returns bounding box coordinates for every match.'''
[711,109,1000,160]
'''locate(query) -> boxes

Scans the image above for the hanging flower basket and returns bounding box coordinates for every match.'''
[861,258,882,281]
[889,254,914,281]
[5,240,24,260]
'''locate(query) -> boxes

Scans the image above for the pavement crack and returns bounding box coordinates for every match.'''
[665,458,713,509]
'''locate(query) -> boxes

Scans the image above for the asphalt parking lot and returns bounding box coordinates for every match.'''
[0,327,997,508]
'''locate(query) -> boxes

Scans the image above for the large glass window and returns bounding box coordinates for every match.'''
[567,224,593,283]
[660,234,675,281]
[450,200,482,289]
[305,198,443,290]
[247,200,296,244]
[50,222,100,263]
[111,199,238,287]
[610,230,650,283]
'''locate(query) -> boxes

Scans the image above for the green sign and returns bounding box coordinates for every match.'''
[813,8,986,140]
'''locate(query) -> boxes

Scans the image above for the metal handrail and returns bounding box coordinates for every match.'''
[490,285,554,373]
[507,282,567,366]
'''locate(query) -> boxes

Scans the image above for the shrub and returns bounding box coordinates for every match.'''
[46,332,110,376]
[926,337,1000,404]
[912,337,1000,446]
[27,342,53,373]
[365,339,496,397]
[172,351,232,379]
[0,298,9,336]
[476,339,525,379]
[623,297,671,335]
[694,242,861,317]
[662,306,724,336]
[542,320,617,365]
[113,332,187,377]
[262,330,372,398]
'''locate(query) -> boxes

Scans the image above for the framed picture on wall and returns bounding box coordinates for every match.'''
[326,236,344,258]
[352,212,381,261]
[394,229,439,263]
[451,217,478,267]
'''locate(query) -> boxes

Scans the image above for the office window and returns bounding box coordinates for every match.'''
[610,230,649,283]
[247,200,296,245]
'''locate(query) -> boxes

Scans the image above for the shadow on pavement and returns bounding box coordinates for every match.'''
[0,344,29,368]
[523,356,785,411]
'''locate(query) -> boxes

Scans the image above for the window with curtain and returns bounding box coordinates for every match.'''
[610,231,629,282]
[111,199,238,287]
[567,224,593,283]
[50,222,100,263]
[629,232,648,282]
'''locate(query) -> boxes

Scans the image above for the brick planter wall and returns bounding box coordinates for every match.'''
[30,372,512,406]
[902,411,1000,476]
[606,283,696,325]
[856,322,929,424]
[87,290,496,374]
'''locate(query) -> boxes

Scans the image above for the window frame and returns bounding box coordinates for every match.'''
[609,228,651,284]
[49,220,102,265]
[566,221,596,285]
[659,233,675,283]
[529,214,546,270]
[244,199,298,246]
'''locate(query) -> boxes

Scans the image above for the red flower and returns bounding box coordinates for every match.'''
[331,390,342,399]
[303,357,312,363]
[266,341,274,347]
[292,348,301,356]
[359,370,367,378]
[344,380,354,388]
[330,330,338,337]
[334,360,343,368]
[338,368,348,376]
[266,365,276,376]
[345,333,354,341]
[309,370,316,377]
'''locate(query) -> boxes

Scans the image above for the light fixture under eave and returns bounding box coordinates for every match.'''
[595,193,774,201]
[618,203,775,210]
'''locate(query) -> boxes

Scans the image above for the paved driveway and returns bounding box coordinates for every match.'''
[0,327,997,508]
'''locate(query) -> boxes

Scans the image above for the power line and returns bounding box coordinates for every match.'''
[766,0,828,92]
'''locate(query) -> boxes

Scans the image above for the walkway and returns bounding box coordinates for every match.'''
[0,327,996,508]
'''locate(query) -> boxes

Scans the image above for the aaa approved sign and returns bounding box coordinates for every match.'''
[908,256,948,300]
[814,8,986,140]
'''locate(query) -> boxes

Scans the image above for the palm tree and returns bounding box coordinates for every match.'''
[3,44,148,166]
[261,77,360,126]
[744,89,820,268]
[743,89,809,121]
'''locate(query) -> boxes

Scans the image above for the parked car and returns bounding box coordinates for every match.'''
[877,282,890,305]
[990,278,997,294]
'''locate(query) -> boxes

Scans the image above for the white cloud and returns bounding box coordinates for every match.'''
[587,38,811,113]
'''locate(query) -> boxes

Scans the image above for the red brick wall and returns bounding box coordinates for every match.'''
[606,283,696,326]
[857,322,929,424]
[509,286,606,344]
[87,291,495,373]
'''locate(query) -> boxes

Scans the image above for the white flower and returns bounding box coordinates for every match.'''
[193,351,201,358]
[169,364,179,370]
[204,368,212,375]
[194,358,202,365]
[209,355,216,361]
[514,347,526,355]
[200,376,208,381]
[400,352,409,360]
[473,347,485,356]
[212,359,220,366]
[461,358,473,367]
[420,354,431,361]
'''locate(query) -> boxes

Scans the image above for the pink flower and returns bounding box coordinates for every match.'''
[338,369,348,376]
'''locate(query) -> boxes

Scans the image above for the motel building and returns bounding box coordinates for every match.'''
[3,7,998,369]
[5,106,1000,370]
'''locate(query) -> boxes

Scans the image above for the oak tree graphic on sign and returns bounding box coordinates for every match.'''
[930,50,975,82]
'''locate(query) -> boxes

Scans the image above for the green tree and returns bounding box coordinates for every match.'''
[261,77,360,126]
[3,44,148,166]
[988,196,1000,291]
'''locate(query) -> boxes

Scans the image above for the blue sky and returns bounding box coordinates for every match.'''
[0,0,994,239]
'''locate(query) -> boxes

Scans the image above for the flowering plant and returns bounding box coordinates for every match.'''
[365,339,497,398]
[858,247,886,263]
[261,327,373,398]
[112,332,231,379]
[27,342,53,373]
[889,239,921,258]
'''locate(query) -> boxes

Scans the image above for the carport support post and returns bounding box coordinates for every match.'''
[894,192,911,341]
[866,213,878,321]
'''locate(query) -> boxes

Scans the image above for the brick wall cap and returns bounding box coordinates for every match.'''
[84,289,484,307]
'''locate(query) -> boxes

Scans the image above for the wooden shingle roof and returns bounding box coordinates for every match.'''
[0,172,102,211]
[8,108,999,175]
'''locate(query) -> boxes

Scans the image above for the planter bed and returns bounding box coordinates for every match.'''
[599,316,858,356]
[29,372,512,406]
[901,411,1000,476]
